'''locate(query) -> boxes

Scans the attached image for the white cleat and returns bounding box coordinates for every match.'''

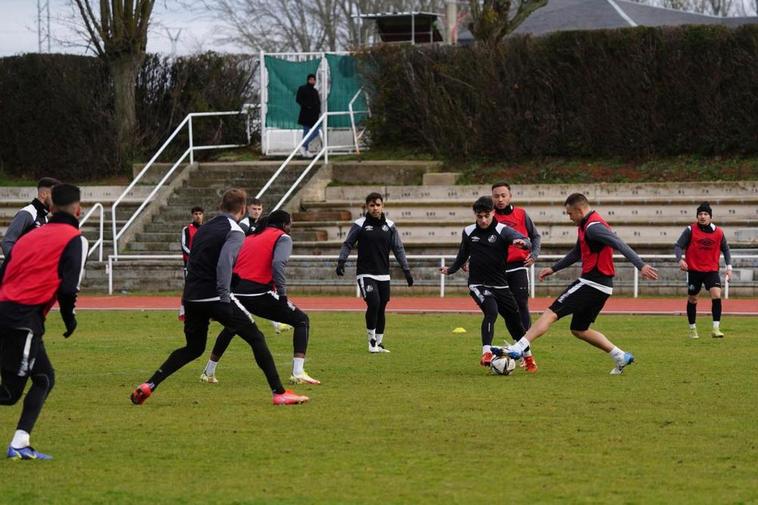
[610,352,635,375]
[289,371,321,385]
[200,372,219,384]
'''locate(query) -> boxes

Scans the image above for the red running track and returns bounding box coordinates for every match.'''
[73,295,757,315]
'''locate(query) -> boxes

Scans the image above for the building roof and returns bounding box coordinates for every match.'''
[510,0,758,36]
[358,11,444,43]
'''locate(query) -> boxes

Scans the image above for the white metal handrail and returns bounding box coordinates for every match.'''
[79,202,104,262]
[348,87,370,155]
[256,110,369,212]
[111,110,251,260]
[105,253,756,297]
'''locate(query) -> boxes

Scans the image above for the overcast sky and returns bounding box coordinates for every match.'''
[0,0,244,57]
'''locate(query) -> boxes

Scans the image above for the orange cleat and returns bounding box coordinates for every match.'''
[130,383,153,405]
[523,355,538,373]
[480,351,493,367]
[272,389,309,405]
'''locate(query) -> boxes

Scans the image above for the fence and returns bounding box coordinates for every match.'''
[105,253,756,297]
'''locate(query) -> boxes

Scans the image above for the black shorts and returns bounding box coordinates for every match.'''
[549,280,610,331]
[505,266,529,301]
[0,326,43,377]
[687,271,721,295]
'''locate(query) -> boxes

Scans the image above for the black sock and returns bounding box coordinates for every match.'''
[712,298,722,322]
[687,302,697,325]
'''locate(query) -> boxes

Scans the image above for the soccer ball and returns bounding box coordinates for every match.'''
[490,356,516,376]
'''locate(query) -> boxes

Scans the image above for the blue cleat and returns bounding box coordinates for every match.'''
[491,346,523,360]
[7,445,53,460]
[610,352,634,375]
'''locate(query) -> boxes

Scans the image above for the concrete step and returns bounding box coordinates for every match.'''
[302,201,758,223]
[292,210,352,221]
[322,181,758,202]
[83,256,758,296]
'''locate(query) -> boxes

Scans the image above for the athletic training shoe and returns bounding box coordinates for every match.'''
[523,355,538,373]
[290,371,321,385]
[491,345,523,360]
[7,445,53,460]
[688,327,699,339]
[130,383,153,405]
[375,343,390,353]
[711,328,725,338]
[272,389,309,405]
[200,372,219,384]
[610,352,635,375]
[480,351,493,367]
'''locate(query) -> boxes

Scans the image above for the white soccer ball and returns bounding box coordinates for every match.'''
[490,356,516,376]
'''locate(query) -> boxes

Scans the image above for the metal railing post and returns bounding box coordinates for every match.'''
[440,257,445,298]
[108,256,113,295]
[725,275,730,299]
[634,268,639,298]
[189,115,194,164]
[530,264,536,298]
[324,112,329,164]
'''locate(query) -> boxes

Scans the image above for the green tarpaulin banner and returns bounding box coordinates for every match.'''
[325,54,366,128]
[265,56,320,129]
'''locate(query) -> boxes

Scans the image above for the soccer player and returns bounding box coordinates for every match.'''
[237,198,285,334]
[674,202,732,339]
[130,189,308,406]
[239,198,263,235]
[1,177,61,259]
[491,181,541,372]
[0,183,87,460]
[440,196,531,368]
[494,193,658,375]
[201,210,318,385]
[179,206,204,321]
[336,192,414,353]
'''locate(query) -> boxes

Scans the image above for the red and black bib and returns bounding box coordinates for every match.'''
[233,227,286,286]
[686,223,723,272]
[494,207,529,263]
[0,223,81,306]
[578,212,615,277]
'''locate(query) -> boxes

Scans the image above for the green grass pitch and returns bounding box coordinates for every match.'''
[2,311,757,504]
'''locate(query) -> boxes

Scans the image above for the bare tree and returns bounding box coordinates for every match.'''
[467,0,547,45]
[191,0,446,52]
[72,0,156,165]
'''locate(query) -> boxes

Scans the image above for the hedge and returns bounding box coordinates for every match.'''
[360,25,758,160]
[0,52,257,181]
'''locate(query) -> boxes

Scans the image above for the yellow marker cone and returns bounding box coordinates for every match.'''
[452,327,467,334]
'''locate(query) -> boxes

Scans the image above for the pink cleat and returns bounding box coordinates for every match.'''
[272,389,309,405]
[130,383,153,405]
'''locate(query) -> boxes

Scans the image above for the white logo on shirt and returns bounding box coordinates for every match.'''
[365,225,374,231]
[382,225,389,232]
[471,236,480,242]
[488,235,497,243]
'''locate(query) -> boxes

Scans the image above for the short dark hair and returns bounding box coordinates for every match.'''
[52,183,80,207]
[191,206,204,214]
[247,197,262,206]
[38,177,61,189]
[473,196,494,213]
[491,181,511,191]
[307,73,316,80]
[564,193,590,207]
[220,188,247,213]
[365,192,383,205]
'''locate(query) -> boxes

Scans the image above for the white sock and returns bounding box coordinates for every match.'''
[292,357,305,375]
[713,321,720,329]
[689,323,697,329]
[482,345,491,354]
[367,329,376,344]
[512,337,530,353]
[522,348,533,358]
[376,333,384,345]
[204,360,218,376]
[11,430,30,449]
[609,346,625,362]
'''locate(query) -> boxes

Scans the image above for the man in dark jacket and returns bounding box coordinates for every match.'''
[296,73,321,158]
[1,177,61,259]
